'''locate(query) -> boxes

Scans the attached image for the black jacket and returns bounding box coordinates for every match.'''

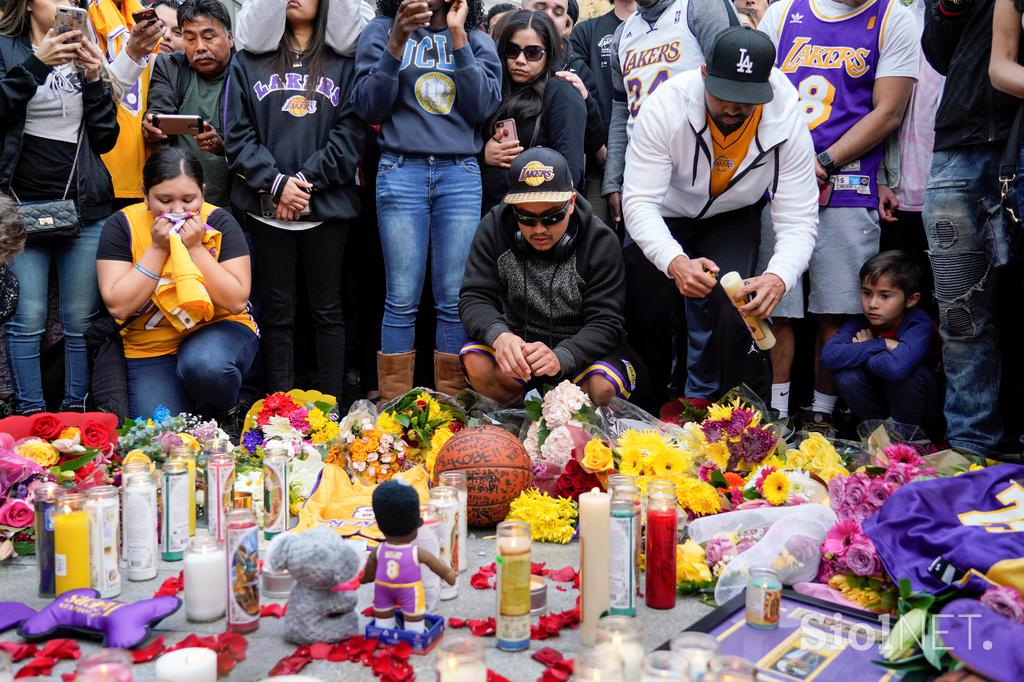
[481,77,587,212]
[922,0,1023,150]
[224,49,364,221]
[565,49,608,156]
[459,195,626,378]
[0,35,118,222]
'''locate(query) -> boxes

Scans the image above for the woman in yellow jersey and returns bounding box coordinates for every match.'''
[96,147,258,418]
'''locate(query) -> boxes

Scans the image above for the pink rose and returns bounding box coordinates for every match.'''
[843,474,869,508]
[0,499,35,528]
[705,536,737,567]
[815,557,839,583]
[845,540,881,577]
[980,586,1024,625]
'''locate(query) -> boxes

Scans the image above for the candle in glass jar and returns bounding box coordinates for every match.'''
[574,649,624,682]
[33,481,62,597]
[579,487,611,646]
[641,651,689,682]
[206,453,235,543]
[609,487,638,617]
[595,616,644,679]
[434,635,486,682]
[55,493,91,595]
[85,485,121,598]
[413,504,441,614]
[154,647,217,682]
[123,472,158,581]
[76,648,133,682]
[670,632,719,681]
[169,446,197,536]
[438,471,468,574]
[745,567,781,630]
[430,486,460,601]
[707,656,757,682]
[225,507,260,632]
[162,460,190,561]
[645,490,677,609]
[495,520,531,652]
[262,447,289,540]
[184,533,227,622]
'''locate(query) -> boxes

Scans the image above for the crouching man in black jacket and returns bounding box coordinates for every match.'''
[458,148,645,406]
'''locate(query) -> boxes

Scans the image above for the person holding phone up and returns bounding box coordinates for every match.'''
[352,0,501,400]
[145,0,234,208]
[224,0,365,401]
[1,0,121,414]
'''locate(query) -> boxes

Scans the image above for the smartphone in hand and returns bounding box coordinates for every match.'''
[151,114,204,136]
[54,5,88,42]
[131,7,158,24]
[495,118,519,144]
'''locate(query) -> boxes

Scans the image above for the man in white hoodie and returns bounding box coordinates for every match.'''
[622,26,817,400]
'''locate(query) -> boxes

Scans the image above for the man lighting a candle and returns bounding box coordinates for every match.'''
[621,27,818,401]
[458,148,646,407]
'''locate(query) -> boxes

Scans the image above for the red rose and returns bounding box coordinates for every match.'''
[30,414,62,441]
[80,421,111,449]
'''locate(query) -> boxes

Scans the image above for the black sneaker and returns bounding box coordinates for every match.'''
[797,410,839,438]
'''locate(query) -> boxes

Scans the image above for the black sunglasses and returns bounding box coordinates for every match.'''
[514,201,570,227]
[504,44,546,62]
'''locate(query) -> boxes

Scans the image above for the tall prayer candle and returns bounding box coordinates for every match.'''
[579,487,611,646]
[225,508,260,632]
[85,485,121,597]
[413,504,441,614]
[262,447,289,540]
[645,491,677,609]
[438,471,468,574]
[54,493,91,595]
[162,460,190,561]
[170,446,197,536]
[431,486,460,601]
[33,481,61,597]
[495,520,531,651]
[184,532,227,622]
[206,453,235,543]
[123,472,158,581]
[609,486,638,616]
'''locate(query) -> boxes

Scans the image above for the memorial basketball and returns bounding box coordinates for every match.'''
[433,425,533,527]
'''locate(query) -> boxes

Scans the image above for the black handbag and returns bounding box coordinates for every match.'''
[9,126,83,243]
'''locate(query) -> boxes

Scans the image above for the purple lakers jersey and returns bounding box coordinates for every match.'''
[375,543,421,585]
[864,465,1024,596]
[776,0,894,207]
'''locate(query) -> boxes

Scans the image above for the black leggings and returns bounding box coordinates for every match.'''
[247,218,349,398]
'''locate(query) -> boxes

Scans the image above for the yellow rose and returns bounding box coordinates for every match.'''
[376,412,402,435]
[58,427,81,441]
[16,440,60,467]
[676,540,713,585]
[581,439,613,473]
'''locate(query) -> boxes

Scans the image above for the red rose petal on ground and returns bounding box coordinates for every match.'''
[61,673,77,682]
[215,632,248,662]
[308,642,333,660]
[153,571,184,598]
[39,639,80,660]
[216,651,237,678]
[548,566,577,583]
[488,670,511,682]
[269,646,312,677]
[361,606,375,617]
[260,603,287,618]
[448,618,466,628]
[132,636,165,663]
[531,562,550,576]
[555,585,567,592]
[467,617,496,637]
[392,641,413,660]
[478,562,496,576]
[470,572,495,590]
[0,643,37,663]
[531,647,564,668]
[15,656,58,678]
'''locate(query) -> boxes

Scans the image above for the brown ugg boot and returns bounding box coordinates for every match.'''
[376,351,415,403]
[434,351,469,397]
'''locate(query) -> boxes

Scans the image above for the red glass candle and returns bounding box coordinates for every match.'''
[645,491,677,609]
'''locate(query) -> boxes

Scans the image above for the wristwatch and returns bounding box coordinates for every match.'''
[817,151,838,175]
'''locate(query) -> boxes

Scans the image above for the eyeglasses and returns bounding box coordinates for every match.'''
[513,201,570,227]
[504,44,546,62]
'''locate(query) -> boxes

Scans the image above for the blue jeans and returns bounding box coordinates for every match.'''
[832,365,944,439]
[126,320,258,418]
[375,153,482,354]
[923,144,1003,457]
[4,219,103,413]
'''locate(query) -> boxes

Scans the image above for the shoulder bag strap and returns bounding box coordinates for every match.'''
[62,125,85,202]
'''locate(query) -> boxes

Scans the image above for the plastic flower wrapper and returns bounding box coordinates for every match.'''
[858,419,932,459]
[596,397,665,440]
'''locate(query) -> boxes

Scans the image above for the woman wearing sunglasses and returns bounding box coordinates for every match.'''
[459,147,647,408]
[481,9,586,213]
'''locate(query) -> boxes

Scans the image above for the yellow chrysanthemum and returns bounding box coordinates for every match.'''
[762,471,791,505]
[618,448,644,476]
[376,412,403,436]
[676,539,713,585]
[307,408,328,432]
[16,440,60,467]
[58,427,81,441]
[704,439,731,470]
[505,488,578,544]
[581,439,614,473]
[675,476,721,517]
[651,450,686,478]
[312,421,340,444]
[426,426,454,479]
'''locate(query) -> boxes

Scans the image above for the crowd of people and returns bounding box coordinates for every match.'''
[1,0,1022,459]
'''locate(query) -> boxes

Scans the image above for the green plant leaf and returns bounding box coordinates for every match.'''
[58,450,99,472]
[396,414,411,427]
[313,400,334,414]
[865,466,887,476]
[905,594,936,612]
[524,400,542,423]
[875,653,930,672]
[899,578,913,600]
[743,488,763,500]
[14,541,36,556]
[709,470,729,488]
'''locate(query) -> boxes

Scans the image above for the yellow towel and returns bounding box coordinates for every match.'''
[153,224,221,332]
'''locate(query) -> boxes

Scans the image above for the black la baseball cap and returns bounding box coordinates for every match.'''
[704,26,776,105]
[505,147,575,205]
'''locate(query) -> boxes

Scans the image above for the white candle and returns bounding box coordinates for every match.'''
[437,660,487,682]
[579,487,611,647]
[596,639,645,679]
[154,648,217,682]
[183,534,227,622]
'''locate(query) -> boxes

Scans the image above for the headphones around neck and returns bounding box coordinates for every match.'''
[510,202,579,261]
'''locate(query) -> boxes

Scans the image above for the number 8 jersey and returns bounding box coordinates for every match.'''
[772,0,896,208]
[616,0,705,139]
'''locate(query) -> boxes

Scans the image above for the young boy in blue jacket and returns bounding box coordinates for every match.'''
[820,251,944,438]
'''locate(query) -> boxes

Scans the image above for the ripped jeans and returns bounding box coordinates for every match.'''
[923,144,1003,457]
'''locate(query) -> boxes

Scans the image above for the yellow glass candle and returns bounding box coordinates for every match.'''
[170,446,197,535]
[55,493,91,595]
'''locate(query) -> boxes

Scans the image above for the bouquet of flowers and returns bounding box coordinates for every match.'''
[340,406,408,485]
[784,432,850,483]
[1,413,120,558]
[676,539,715,593]
[698,398,779,472]
[236,390,340,466]
[118,406,222,465]
[523,381,598,468]
[379,390,465,476]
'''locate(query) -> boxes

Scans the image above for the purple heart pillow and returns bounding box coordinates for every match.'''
[17,589,180,649]
[0,602,36,632]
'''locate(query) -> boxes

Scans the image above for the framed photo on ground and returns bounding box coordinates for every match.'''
[665,589,899,682]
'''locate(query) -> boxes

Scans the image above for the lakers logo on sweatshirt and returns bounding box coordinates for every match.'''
[282,95,318,117]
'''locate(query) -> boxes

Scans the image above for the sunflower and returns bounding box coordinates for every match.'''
[762,471,791,505]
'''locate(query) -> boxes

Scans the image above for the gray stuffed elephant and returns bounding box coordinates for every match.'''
[267,527,362,644]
